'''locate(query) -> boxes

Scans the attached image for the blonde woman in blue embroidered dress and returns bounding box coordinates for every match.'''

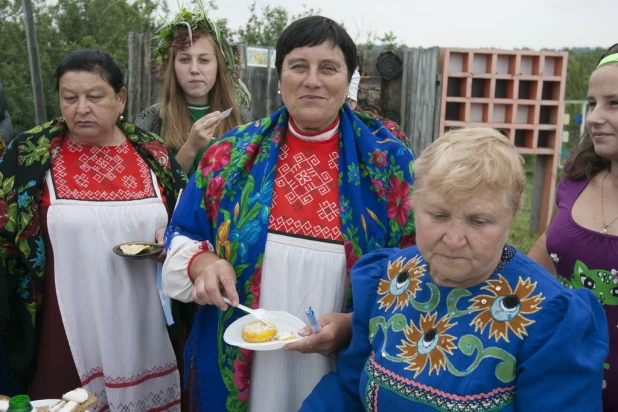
[301,127,609,411]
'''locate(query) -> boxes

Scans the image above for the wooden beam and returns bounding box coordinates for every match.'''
[22,0,46,125]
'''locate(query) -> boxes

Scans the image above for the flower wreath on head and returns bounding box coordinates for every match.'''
[151,0,251,109]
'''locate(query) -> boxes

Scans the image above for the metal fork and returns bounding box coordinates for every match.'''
[222,297,277,327]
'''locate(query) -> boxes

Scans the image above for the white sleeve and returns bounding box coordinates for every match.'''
[162,234,214,303]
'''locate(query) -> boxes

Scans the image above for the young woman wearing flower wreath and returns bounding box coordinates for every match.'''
[135,3,253,178]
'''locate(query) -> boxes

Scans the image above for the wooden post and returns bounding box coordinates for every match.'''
[127,32,157,122]
[529,155,547,232]
[265,48,274,116]
[432,73,443,150]
[127,32,139,121]
[400,47,440,156]
[529,153,559,233]
[22,0,46,125]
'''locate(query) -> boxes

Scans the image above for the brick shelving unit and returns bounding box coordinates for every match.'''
[439,48,569,233]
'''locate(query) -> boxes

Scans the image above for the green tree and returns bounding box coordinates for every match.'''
[358,31,406,51]
[377,31,407,51]
[562,47,605,145]
[565,47,604,100]
[0,0,162,134]
[233,1,319,47]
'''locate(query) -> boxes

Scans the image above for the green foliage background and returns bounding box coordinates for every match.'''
[0,0,611,255]
[0,0,162,134]
[563,47,606,150]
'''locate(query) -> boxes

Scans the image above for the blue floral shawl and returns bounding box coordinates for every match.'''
[167,105,416,411]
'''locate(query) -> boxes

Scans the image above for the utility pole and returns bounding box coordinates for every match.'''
[22,0,46,125]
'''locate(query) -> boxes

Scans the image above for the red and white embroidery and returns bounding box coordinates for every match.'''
[328,151,339,170]
[317,200,339,222]
[81,363,178,388]
[52,139,156,201]
[269,128,342,241]
[80,365,180,411]
[269,215,343,240]
[274,148,337,209]
[278,144,290,161]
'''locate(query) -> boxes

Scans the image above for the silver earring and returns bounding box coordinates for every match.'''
[277,89,281,95]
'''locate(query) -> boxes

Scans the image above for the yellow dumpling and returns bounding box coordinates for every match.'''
[241,319,276,343]
[119,244,152,255]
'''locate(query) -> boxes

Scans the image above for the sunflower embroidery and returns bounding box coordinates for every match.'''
[377,255,425,311]
[397,312,457,377]
[469,274,544,343]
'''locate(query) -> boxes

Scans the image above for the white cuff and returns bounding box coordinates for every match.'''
[162,235,214,303]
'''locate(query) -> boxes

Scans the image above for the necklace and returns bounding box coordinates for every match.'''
[601,170,618,234]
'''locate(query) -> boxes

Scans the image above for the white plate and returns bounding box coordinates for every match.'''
[223,311,306,351]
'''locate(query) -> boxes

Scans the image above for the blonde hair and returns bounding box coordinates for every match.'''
[413,127,525,215]
[159,32,242,152]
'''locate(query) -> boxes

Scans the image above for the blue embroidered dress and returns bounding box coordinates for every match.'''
[301,245,609,411]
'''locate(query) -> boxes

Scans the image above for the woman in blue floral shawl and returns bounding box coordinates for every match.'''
[163,16,416,411]
[0,49,186,410]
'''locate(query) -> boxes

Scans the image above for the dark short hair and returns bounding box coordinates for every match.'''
[55,49,124,93]
[275,16,357,82]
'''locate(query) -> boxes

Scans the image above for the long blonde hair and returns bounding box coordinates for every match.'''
[159,32,242,152]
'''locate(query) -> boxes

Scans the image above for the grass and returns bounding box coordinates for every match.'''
[507,156,545,254]
[507,177,539,254]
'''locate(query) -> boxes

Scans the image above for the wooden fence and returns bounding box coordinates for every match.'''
[126,32,160,122]
[126,32,563,234]
[360,48,442,157]
[237,46,282,117]
[126,34,441,156]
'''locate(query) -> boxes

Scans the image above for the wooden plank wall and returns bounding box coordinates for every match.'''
[125,32,565,237]
[126,32,159,122]
[127,35,441,158]
[237,45,281,119]
[357,48,441,156]
[400,47,440,157]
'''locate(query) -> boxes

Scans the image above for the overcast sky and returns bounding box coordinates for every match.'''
[189,0,615,50]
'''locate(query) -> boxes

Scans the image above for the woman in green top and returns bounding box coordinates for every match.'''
[136,2,253,177]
